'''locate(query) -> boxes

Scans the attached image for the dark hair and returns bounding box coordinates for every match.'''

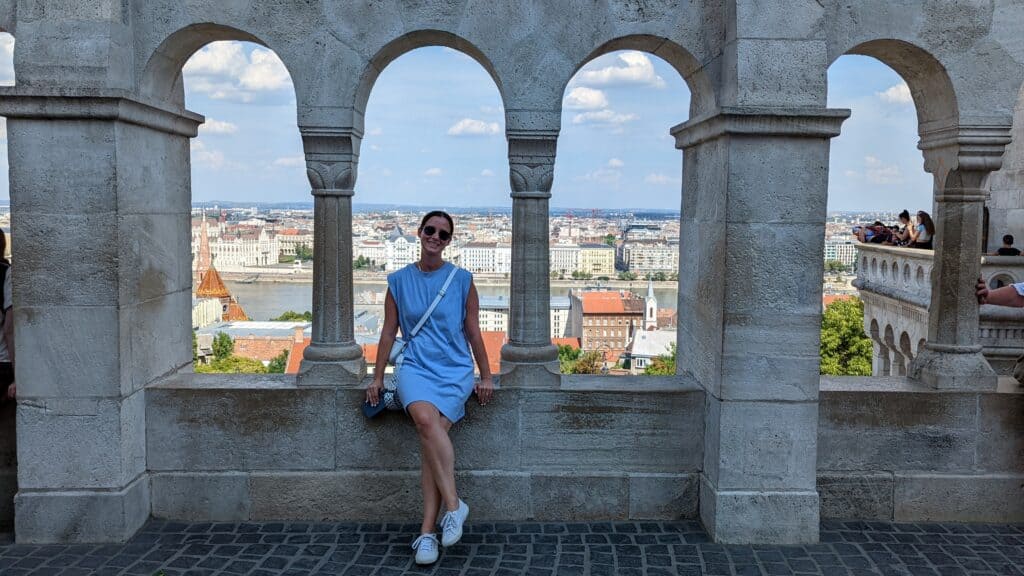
[899,210,910,222]
[872,221,884,227]
[1004,234,1015,246]
[917,211,935,236]
[419,210,454,236]
[0,229,8,265]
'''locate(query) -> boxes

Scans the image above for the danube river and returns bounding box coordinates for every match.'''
[225,280,679,321]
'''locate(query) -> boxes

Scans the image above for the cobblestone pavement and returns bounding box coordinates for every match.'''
[0,519,1021,576]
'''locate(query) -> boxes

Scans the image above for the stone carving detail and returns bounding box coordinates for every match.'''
[509,163,554,194]
[306,161,357,191]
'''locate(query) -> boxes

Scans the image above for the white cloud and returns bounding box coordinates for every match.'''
[481,169,495,177]
[575,167,621,186]
[644,173,680,186]
[424,167,443,177]
[572,110,638,125]
[564,86,609,110]
[272,156,304,168]
[447,118,501,136]
[607,158,624,168]
[183,41,292,102]
[368,127,383,136]
[864,155,903,184]
[199,119,239,135]
[877,82,913,105]
[575,51,666,89]
[190,140,230,170]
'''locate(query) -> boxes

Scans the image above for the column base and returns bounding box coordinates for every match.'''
[699,476,820,544]
[912,343,997,391]
[15,474,150,544]
[296,357,366,387]
[500,343,560,387]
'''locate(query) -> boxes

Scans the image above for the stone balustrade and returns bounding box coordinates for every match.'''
[855,244,1024,376]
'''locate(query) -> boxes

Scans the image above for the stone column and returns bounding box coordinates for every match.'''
[500,130,560,386]
[0,93,201,543]
[912,126,1012,391]
[674,107,849,544]
[297,128,365,386]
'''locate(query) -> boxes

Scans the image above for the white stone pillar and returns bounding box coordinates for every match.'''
[674,107,849,544]
[297,128,365,385]
[500,129,560,385]
[0,93,201,543]
[912,126,1012,391]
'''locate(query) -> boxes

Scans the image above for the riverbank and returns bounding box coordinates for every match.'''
[219,270,678,291]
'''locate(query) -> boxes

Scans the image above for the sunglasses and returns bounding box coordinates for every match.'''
[422,225,451,242]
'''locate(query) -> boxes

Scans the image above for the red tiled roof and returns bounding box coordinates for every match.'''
[823,294,853,309]
[480,331,507,376]
[285,338,311,374]
[233,337,292,363]
[196,267,231,299]
[552,337,580,350]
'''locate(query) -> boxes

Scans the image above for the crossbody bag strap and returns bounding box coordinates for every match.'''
[407,266,459,339]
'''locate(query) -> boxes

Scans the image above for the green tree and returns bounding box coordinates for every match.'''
[571,270,593,280]
[558,344,582,374]
[212,332,234,361]
[652,271,668,282]
[644,343,677,376]
[572,351,604,374]
[272,310,313,322]
[192,331,198,363]
[819,297,872,376]
[267,349,289,373]
[295,243,313,261]
[618,271,637,281]
[353,255,370,270]
[825,259,847,273]
[195,355,268,374]
[603,233,617,247]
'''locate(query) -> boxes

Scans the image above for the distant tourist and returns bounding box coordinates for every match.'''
[853,221,893,244]
[0,232,12,400]
[893,210,912,246]
[367,210,493,566]
[909,210,934,249]
[994,234,1021,256]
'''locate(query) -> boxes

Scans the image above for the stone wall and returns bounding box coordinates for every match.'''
[135,374,1024,526]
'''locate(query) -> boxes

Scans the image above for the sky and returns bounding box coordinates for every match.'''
[0,36,933,212]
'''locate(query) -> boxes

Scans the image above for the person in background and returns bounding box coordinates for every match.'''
[0,231,13,400]
[909,210,935,249]
[893,210,913,246]
[994,234,1021,256]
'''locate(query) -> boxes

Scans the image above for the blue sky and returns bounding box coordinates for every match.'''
[0,38,932,212]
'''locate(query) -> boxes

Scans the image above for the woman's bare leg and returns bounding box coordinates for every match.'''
[409,401,459,512]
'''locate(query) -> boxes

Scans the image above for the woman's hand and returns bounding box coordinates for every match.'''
[475,376,494,405]
[977,276,989,305]
[366,378,384,406]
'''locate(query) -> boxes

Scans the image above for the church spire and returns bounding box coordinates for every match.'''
[644,277,658,330]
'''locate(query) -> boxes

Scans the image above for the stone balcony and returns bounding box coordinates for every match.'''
[855,243,1024,376]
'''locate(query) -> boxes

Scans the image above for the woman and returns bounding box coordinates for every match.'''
[893,210,912,246]
[909,210,935,249]
[367,210,494,566]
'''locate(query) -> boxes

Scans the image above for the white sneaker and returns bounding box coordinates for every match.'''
[440,499,469,547]
[411,533,439,565]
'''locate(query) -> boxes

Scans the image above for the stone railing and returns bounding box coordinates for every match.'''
[855,244,1024,375]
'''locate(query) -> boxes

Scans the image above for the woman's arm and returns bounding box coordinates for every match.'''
[367,289,400,406]
[909,224,921,242]
[463,281,494,404]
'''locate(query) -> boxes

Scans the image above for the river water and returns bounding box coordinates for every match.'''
[225,281,679,321]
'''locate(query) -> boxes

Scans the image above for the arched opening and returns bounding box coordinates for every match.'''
[557,46,691,376]
[355,42,508,380]
[148,34,306,375]
[0,29,14,535]
[824,40,957,379]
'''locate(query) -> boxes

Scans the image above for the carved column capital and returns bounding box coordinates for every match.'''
[508,130,558,198]
[300,127,362,193]
[919,123,1013,183]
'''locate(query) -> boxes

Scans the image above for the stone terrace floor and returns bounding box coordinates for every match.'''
[0,520,1022,576]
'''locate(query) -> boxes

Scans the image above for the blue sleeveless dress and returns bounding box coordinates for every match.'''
[387,262,476,423]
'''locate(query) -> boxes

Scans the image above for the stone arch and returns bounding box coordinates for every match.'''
[566,34,715,118]
[900,331,914,367]
[831,39,958,130]
[352,30,505,133]
[869,318,889,376]
[884,324,904,376]
[139,23,295,108]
